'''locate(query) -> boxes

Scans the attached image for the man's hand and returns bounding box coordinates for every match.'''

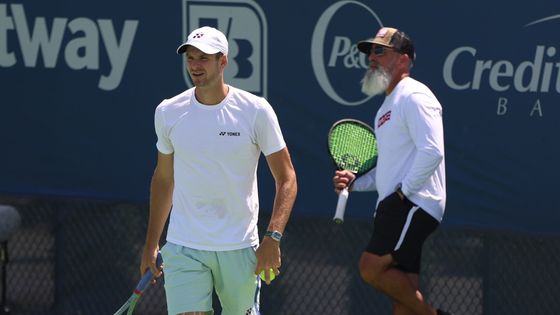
[255,237,281,285]
[333,170,356,193]
[140,245,163,283]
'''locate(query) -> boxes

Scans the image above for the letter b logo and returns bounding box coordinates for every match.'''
[182,0,268,97]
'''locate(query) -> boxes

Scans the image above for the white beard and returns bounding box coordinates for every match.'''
[361,67,390,96]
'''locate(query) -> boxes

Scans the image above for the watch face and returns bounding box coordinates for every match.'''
[272,232,282,241]
[267,230,282,241]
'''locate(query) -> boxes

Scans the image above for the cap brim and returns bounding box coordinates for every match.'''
[176,43,188,54]
[176,42,221,55]
[357,39,393,54]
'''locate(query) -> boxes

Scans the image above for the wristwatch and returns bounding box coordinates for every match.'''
[265,230,283,242]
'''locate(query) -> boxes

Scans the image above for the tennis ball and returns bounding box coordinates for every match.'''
[259,268,276,282]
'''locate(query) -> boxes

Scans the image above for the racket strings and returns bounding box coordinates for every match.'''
[329,124,377,174]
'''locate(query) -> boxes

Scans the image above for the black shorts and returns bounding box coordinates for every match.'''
[365,192,439,274]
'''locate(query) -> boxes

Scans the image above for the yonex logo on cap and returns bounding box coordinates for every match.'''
[177,26,229,55]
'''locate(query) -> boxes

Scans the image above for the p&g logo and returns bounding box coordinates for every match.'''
[311,1,383,106]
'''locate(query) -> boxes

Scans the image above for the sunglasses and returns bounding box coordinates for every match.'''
[370,45,395,56]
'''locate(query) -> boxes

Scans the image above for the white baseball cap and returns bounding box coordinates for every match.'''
[177,26,229,55]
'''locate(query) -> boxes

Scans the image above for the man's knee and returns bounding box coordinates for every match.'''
[358,251,392,287]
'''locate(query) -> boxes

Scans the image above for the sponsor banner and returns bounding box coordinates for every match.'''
[1,1,559,233]
[181,0,267,96]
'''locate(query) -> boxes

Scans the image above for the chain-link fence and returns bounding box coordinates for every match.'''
[1,195,559,315]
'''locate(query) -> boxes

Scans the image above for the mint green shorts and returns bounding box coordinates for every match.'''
[160,242,261,315]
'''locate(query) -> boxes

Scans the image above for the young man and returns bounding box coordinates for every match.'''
[140,26,297,315]
[333,27,452,315]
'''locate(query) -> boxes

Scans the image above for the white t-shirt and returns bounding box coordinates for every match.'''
[353,77,446,221]
[154,86,286,251]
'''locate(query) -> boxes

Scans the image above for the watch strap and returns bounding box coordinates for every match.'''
[265,230,282,242]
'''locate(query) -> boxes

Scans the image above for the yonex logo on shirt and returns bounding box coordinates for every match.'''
[219,131,241,136]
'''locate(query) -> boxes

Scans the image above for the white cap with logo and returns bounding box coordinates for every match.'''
[177,26,229,55]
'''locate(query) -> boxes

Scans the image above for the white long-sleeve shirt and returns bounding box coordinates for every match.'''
[353,77,446,221]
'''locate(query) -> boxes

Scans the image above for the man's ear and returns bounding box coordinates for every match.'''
[398,53,412,69]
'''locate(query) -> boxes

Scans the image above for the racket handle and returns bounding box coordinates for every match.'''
[333,188,349,224]
[135,251,163,293]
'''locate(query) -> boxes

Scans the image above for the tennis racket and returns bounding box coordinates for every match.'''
[113,252,163,315]
[328,119,378,224]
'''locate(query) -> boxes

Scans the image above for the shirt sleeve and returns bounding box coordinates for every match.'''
[254,98,286,156]
[401,92,444,196]
[154,104,174,154]
[352,167,377,192]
